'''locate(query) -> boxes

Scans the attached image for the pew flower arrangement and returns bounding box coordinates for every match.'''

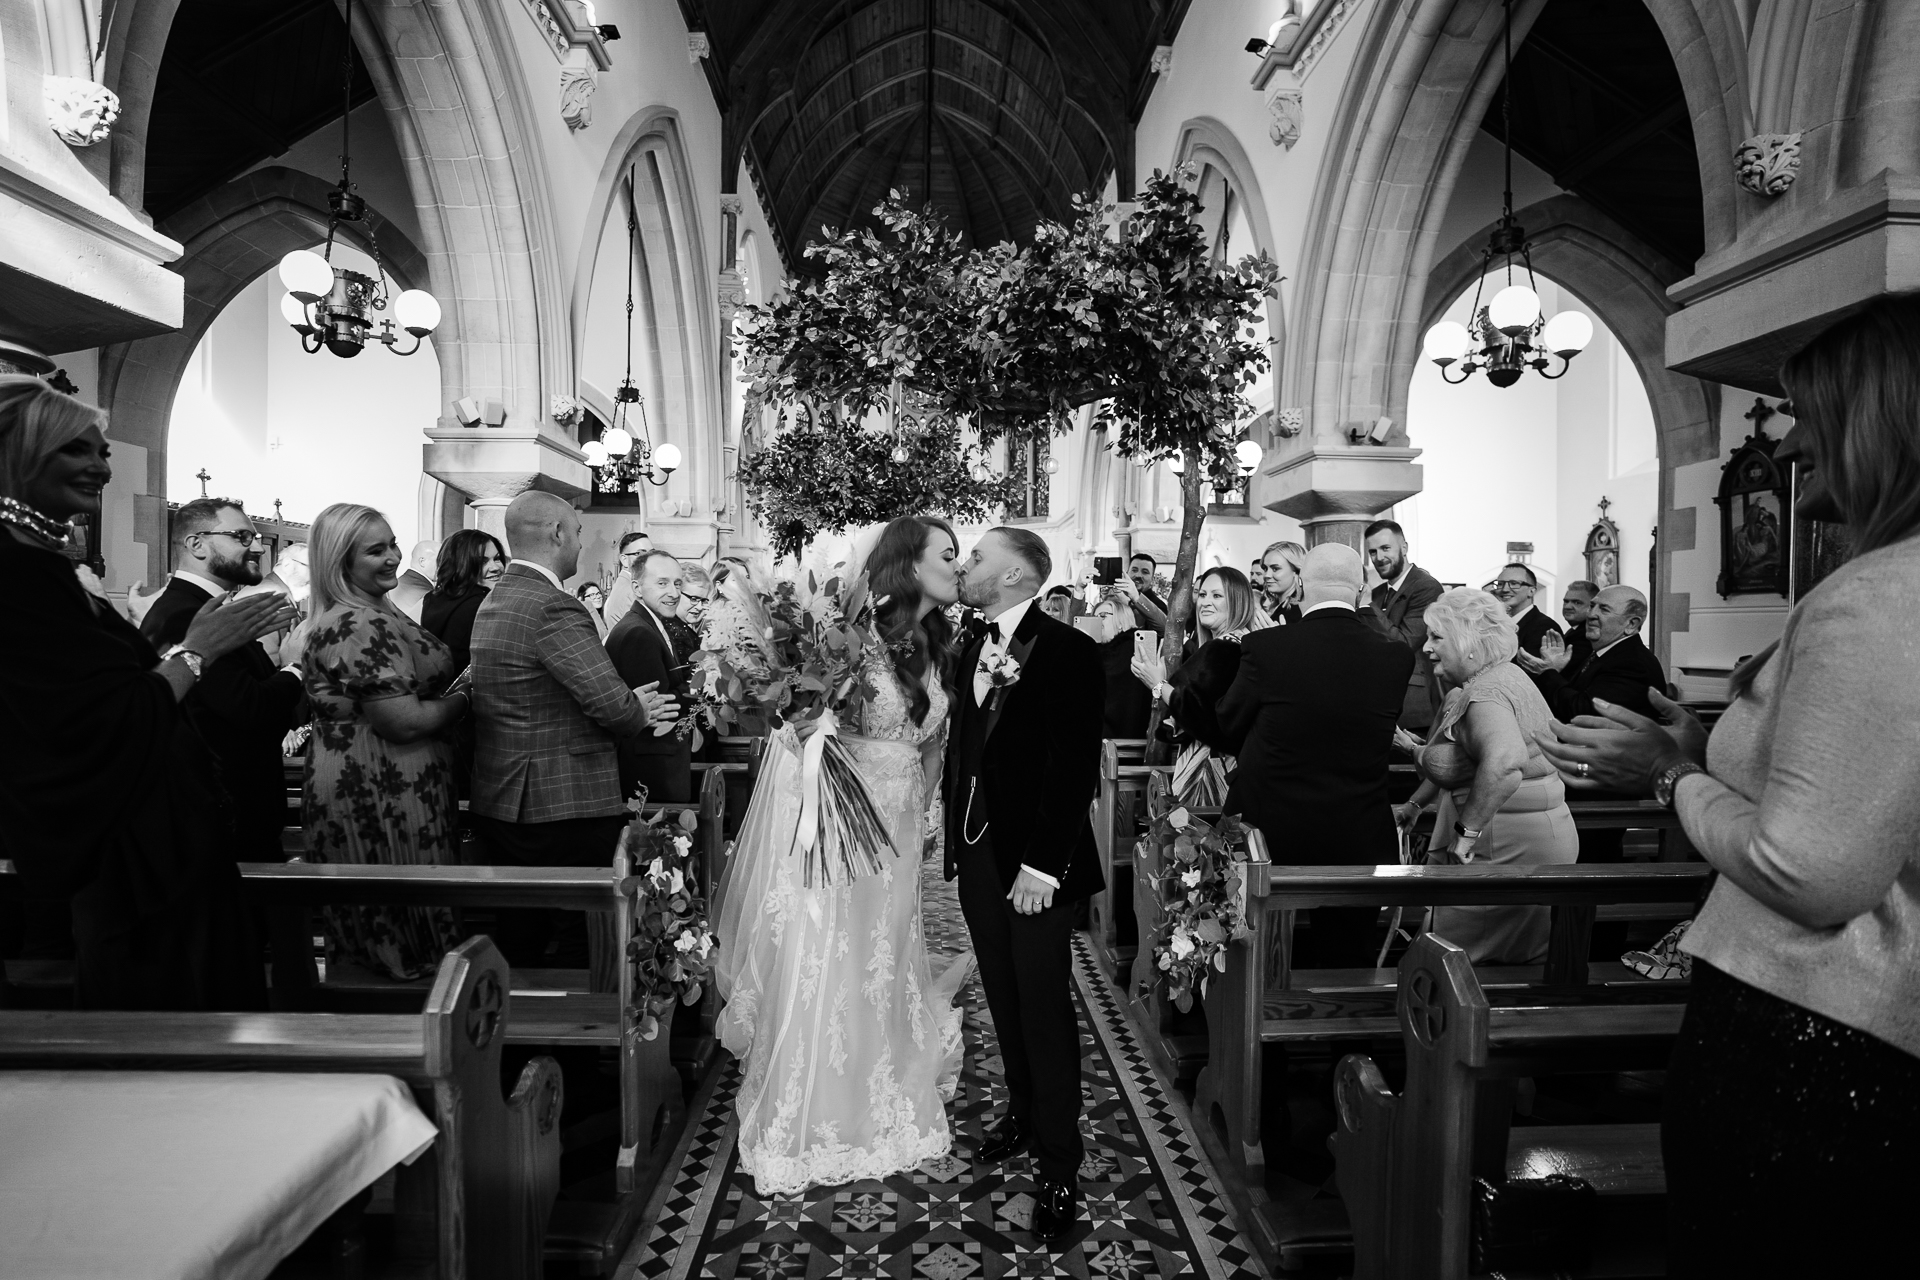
[623,805,717,1041]
[689,565,899,887]
[1148,805,1255,1012]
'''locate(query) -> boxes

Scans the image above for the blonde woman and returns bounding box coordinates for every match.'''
[1260,539,1306,623]
[302,503,469,980]
[1394,587,1577,964]
[1133,566,1270,805]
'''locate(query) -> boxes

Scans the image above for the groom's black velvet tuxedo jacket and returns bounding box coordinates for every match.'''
[944,604,1106,901]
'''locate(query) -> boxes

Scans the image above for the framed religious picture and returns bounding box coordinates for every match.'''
[1715,429,1789,598]
[1583,498,1620,588]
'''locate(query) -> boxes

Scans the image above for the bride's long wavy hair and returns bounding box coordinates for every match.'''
[864,515,958,726]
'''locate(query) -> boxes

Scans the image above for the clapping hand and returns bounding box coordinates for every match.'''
[182,592,299,662]
[1535,687,1707,794]
[1519,631,1572,675]
[634,680,680,729]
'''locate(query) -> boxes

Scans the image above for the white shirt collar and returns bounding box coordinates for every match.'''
[1302,599,1357,617]
[984,594,1036,640]
[1387,563,1411,595]
[509,558,563,591]
[1594,633,1633,658]
[173,568,232,600]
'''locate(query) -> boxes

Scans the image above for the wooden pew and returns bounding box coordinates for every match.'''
[1333,933,1679,1280]
[0,935,562,1280]
[1089,739,1159,980]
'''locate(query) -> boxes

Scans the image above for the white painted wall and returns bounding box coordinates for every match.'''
[165,240,441,555]
[1400,273,1657,603]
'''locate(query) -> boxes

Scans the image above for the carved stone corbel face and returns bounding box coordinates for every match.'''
[1267,89,1303,151]
[45,75,120,147]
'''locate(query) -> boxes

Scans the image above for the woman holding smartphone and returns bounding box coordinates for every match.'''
[1131,566,1270,804]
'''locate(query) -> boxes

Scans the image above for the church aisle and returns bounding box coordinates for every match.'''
[615,852,1263,1280]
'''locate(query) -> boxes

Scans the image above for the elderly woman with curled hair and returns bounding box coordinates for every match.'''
[1394,587,1577,963]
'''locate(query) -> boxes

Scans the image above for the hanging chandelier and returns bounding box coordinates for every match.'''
[582,172,680,489]
[1420,0,1591,388]
[275,0,439,358]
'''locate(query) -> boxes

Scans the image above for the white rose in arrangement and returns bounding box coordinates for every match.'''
[675,932,699,953]
[1181,867,1202,889]
[1168,930,1195,959]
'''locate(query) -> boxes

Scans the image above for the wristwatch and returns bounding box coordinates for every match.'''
[162,644,204,680]
[1653,760,1707,807]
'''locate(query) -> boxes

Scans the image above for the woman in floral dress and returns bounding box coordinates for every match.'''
[302,503,472,980]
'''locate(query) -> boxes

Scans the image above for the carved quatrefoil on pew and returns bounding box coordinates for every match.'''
[466,971,505,1049]
[1405,970,1447,1047]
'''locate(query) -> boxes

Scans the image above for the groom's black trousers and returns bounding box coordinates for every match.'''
[956,835,1084,1185]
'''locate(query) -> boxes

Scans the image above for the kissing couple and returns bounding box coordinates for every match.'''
[711,517,1104,1241]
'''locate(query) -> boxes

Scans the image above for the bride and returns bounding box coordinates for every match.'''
[713,515,973,1196]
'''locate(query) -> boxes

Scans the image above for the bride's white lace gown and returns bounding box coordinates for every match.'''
[713,668,970,1196]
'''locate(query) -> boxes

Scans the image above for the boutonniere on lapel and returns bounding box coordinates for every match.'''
[979,645,1023,711]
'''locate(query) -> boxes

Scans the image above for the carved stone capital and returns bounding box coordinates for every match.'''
[688,31,711,63]
[717,268,746,322]
[560,67,596,132]
[720,194,743,217]
[1735,133,1801,197]
[1266,89,1303,150]
[1275,406,1305,437]
[45,76,120,147]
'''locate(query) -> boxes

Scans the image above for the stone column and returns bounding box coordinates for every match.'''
[467,496,511,540]
[1261,442,1423,550]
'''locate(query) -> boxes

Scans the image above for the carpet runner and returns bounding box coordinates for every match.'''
[614,852,1261,1280]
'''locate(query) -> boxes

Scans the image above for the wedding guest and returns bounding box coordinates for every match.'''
[1113,551,1168,632]
[1559,578,1598,672]
[1260,539,1306,623]
[1133,566,1269,805]
[1042,584,1077,624]
[1218,544,1411,966]
[1537,296,1920,1275]
[606,550,693,804]
[419,530,507,676]
[1363,520,1445,734]
[302,503,469,981]
[664,563,705,663]
[469,493,674,969]
[576,581,609,640]
[388,539,438,622]
[1395,588,1577,964]
[1094,596,1151,739]
[600,530,652,627]
[1491,562,1562,658]
[1520,585,1666,722]
[0,375,291,1010]
[141,497,306,864]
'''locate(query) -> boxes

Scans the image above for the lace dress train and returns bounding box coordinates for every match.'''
[714,673,970,1196]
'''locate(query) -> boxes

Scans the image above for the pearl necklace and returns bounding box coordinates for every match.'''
[0,496,71,544]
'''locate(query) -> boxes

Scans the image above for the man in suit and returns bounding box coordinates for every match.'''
[1361,520,1444,733]
[1219,543,1413,967]
[600,530,653,629]
[142,498,306,863]
[1113,550,1169,633]
[1492,562,1563,659]
[1559,579,1599,675]
[604,549,693,804]
[1519,585,1668,870]
[946,526,1104,1244]
[469,493,676,966]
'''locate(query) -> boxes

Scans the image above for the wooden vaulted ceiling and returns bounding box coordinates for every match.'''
[682,0,1191,265]
[1488,0,1705,268]
[144,0,375,223]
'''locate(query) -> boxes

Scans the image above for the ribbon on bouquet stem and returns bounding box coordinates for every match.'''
[794,707,839,854]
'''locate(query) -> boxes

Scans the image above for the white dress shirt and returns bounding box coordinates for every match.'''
[967,594,1057,890]
[1302,598,1358,617]
[509,558,564,591]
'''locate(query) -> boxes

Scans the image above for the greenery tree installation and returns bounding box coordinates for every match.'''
[734,168,1280,666]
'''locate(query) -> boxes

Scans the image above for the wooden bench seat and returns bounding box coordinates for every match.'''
[1333,934,1679,1279]
[0,936,561,1280]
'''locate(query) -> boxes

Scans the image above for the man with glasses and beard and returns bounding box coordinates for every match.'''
[142,498,308,866]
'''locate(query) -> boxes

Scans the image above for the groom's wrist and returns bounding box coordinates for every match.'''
[1019,864,1060,890]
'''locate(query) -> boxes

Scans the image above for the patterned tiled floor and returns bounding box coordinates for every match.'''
[615,853,1262,1280]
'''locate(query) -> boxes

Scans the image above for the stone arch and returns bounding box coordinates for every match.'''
[1171,117,1287,394]
[570,107,721,543]
[1422,194,1719,658]
[96,167,428,584]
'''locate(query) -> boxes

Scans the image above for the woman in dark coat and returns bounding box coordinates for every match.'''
[0,376,293,1010]
[1131,566,1269,805]
[418,529,506,674]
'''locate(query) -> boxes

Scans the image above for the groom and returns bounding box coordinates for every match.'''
[946,526,1104,1242]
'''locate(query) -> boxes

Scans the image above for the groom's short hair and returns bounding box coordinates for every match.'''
[992,526,1052,585]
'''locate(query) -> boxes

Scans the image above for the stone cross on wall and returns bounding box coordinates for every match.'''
[195,468,211,497]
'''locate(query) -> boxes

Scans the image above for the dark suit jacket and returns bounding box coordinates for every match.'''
[604,604,693,800]
[141,576,305,860]
[1532,632,1668,721]
[1099,630,1153,739]
[944,606,1105,900]
[1366,564,1444,729]
[419,586,486,674]
[1218,607,1414,865]
[1514,606,1564,658]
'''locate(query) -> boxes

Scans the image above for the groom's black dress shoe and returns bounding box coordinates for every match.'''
[974,1115,1029,1163]
[1030,1177,1080,1244]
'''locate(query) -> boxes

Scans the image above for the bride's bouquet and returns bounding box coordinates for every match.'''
[691,566,899,887]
